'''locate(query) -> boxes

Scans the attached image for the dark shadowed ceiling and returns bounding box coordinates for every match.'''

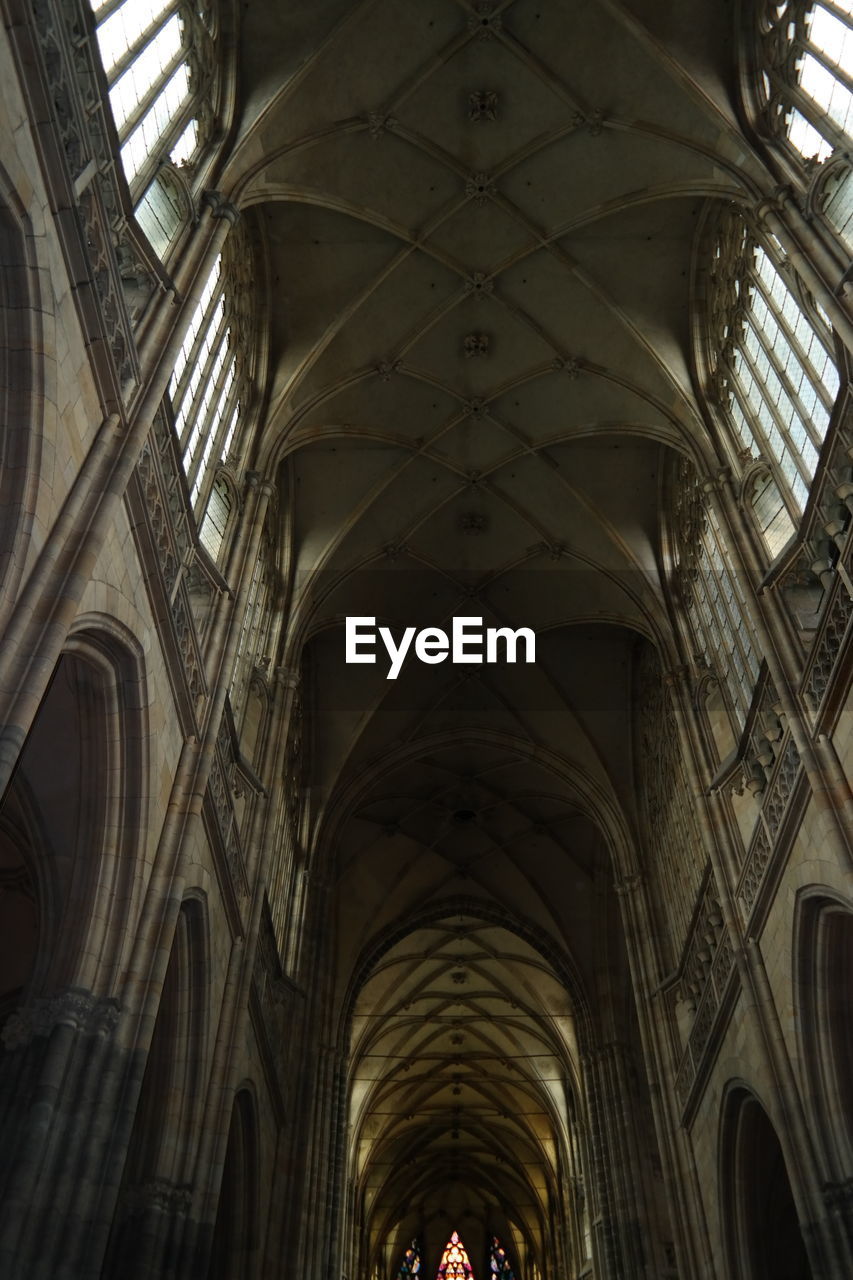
[222,0,768,1268]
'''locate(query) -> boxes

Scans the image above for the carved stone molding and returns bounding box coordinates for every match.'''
[366,112,397,138]
[552,355,581,378]
[465,272,494,297]
[466,172,497,204]
[460,511,488,535]
[468,90,498,121]
[123,1178,193,1216]
[31,0,145,393]
[463,333,490,358]
[738,733,802,914]
[468,3,503,39]
[1,988,121,1050]
[201,189,240,225]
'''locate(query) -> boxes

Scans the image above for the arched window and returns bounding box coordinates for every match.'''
[670,458,761,726]
[436,1233,475,1280]
[756,1,853,249]
[758,0,853,163]
[91,0,219,256]
[168,223,256,524]
[707,206,840,549]
[489,1237,516,1280]
[199,473,234,562]
[394,1239,423,1280]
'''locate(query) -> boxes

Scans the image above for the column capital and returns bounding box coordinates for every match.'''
[613,871,643,897]
[274,665,302,691]
[201,189,241,225]
[244,471,276,499]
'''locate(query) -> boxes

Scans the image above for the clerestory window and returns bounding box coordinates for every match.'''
[756,1,853,248]
[758,0,853,162]
[167,224,257,556]
[707,206,840,553]
[90,0,217,256]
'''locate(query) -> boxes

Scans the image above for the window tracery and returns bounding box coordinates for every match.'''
[707,205,840,551]
[167,222,257,536]
[90,0,219,257]
[756,1,853,245]
[670,458,760,727]
[758,0,853,162]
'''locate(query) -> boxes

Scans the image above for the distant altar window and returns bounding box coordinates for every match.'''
[436,1232,474,1280]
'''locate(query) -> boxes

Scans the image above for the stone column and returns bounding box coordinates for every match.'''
[0,989,122,1280]
[614,864,717,1278]
[583,1039,656,1278]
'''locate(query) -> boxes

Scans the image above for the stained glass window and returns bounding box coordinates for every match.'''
[436,1232,474,1280]
[395,1239,423,1280]
[489,1237,516,1280]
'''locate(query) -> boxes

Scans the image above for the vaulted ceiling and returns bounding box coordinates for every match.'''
[223,0,770,1269]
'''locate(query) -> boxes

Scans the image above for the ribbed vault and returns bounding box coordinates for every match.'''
[221,0,765,1272]
[349,914,578,1279]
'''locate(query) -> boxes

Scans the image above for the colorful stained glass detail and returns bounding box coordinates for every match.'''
[489,1236,516,1280]
[436,1231,474,1280]
[396,1239,423,1280]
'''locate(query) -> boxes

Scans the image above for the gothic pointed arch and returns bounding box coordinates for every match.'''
[208,1087,261,1280]
[794,888,853,1180]
[103,896,210,1278]
[436,1231,475,1280]
[720,1085,813,1279]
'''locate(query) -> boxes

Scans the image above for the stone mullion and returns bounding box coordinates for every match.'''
[614,872,717,1279]
[755,190,853,352]
[0,193,238,802]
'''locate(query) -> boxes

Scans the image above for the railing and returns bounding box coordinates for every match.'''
[25,0,167,407]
